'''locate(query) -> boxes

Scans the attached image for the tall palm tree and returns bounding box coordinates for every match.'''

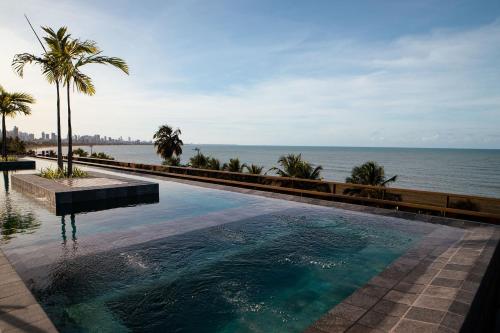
[153,125,184,161]
[223,158,247,173]
[12,27,67,170]
[246,164,264,175]
[0,85,35,159]
[270,154,322,180]
[52,31,128,176]
[344,161,399,199]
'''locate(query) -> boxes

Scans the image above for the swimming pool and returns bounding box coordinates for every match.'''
[0,160,430,332]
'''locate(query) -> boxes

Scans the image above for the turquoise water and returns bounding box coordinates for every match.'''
[0,160,426,332]
[41,144,500,197]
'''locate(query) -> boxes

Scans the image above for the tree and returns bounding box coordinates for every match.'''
[344,161,399,199]
[0,85,35,159]
[51,28,128,176]
[223,158,247,172]
[270,154,322,180]
[346,161,397,186]
[246,164,264,175]
[207,157,221,170]
[12,27,66,170]
[153,125,184,162]
[72,148,88,157]
[162,156,181,167]
[189,152,209,168]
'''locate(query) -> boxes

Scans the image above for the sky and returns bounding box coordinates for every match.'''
[0,0,500,148]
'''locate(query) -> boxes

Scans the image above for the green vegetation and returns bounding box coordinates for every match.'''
[270,154,322,180]
[344,161,400,200]
[223,158,247,172]
[162,156,182,167]
[207,157,222,170]
[39,166,89,179]
[13,26,128,175]
[13,27,65,170]
[246,164,264,175]
[0,137,26,157]
[154,125,183,163]
[73,148,88,157]
[189,151,210,168]
[0,85,35,159]
[0,156,18,162]
[90,152,114,160]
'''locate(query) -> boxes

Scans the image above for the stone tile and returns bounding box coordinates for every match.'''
[403,271,438,285]
[313,313,355,333]
[394,282,426,294]
[448,300,469,316]
[346,323,385,333]
[326,302,366,322]
[443,263,472,272]
[0,293,37,311]
[383,290,418,306]
[344,290,380,310]
[436,270,467,281]
[405,306,445,324]
[430,277,462,288]
[368,276,399,289]
[372,299,410,317]
[0,281,28,300]
[358,310,399,331]
[423,286,459,300]
[4,318,58,333]
[358,284,389,299]
[414,296,453,311]
[393,319,440,333]
[455,290,475,304]
[440,312,465,330]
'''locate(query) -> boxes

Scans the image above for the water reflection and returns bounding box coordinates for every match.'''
[0,172,41,242]
[61,214,78,254]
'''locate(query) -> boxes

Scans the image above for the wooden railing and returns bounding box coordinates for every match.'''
[34,155,500,224]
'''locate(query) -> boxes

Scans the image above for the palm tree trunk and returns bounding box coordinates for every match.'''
[66,83,73,177]
[56,81,63,170]
[2,114,6,159]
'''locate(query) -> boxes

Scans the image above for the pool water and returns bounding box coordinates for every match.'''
[0,160,427,332]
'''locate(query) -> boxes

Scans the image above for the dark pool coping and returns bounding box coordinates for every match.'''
[11,171,159,215]
[81,164,500,333]
[0,250,57,332]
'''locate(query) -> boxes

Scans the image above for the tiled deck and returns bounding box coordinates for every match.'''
[305,226,499,333]
[0,250,57,332]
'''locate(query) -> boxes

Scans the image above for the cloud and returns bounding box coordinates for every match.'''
[0,1,499,148]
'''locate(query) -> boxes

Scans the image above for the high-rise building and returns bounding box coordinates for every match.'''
[51,133,57,141]
[13,126,19,137]
[41,131,45,140]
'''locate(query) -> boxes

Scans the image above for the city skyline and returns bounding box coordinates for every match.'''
[0,125,150,145]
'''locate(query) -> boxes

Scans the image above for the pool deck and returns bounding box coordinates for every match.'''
[0,250,57,332]
[2,164,500,332]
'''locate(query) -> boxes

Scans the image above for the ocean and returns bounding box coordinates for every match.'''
[36,145,500,198]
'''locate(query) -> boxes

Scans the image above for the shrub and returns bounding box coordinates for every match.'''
[90,152,114,160]
[39,166,89,179]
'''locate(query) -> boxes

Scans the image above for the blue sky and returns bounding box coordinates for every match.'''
[1,0,500,148]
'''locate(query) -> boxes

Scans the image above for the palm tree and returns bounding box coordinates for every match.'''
[223,158,247,173]
[189,152,209,168]
[207,157,221,170]
[246,164,264,175]
[344,161,399,199]
[51,30,128,176]
[153,125,184,162]
[345,161,397,186]
[270,154,322,180]
[12,27,67,170]
[0,85,35,159]
[162,156,181,167]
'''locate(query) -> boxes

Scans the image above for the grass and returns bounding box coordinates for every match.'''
[0,156,19,162]
[39,166,89,179]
